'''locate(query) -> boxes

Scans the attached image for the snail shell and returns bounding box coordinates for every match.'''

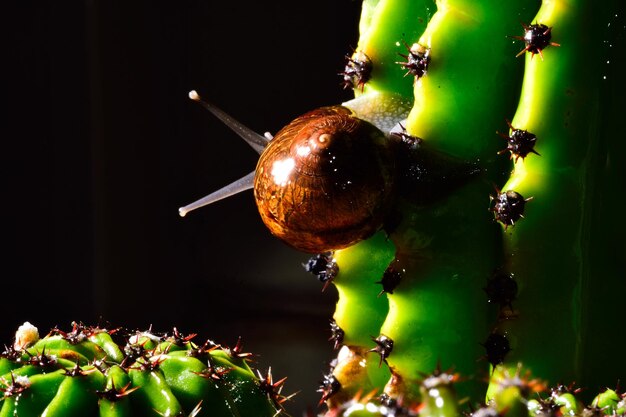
[254,106,396,253]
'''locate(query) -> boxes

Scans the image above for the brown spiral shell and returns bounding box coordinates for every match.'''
[253,106,396,253]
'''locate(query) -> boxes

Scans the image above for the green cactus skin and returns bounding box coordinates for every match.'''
[332,233,395,349]
[592,388,624,415]
[552,391,585,416]
[0,322,285,417]
[327,233,395,405]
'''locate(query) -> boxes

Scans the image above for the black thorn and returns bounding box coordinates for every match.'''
[396,41,431,79]
[484,270,518,307]
[490,190,530,227]
[376,266,404,296]
[303,252,338,290]
[328,320,344,350]
[481,333,511,367]
[369,335,394,367]
[339,51,372,91]
[317,372,341,404]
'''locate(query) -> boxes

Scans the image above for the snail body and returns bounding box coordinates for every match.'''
[179,91,475,253]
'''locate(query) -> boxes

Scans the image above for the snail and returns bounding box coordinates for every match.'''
[179,91,478,253]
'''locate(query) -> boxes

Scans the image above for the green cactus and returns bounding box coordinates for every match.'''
[322,0,624,412]
[0,322,288,416]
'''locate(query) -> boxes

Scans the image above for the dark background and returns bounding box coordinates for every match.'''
[4,1,363,413]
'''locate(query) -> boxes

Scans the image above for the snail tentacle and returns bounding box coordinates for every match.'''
[188,90,269,154]
[178,171,255,217]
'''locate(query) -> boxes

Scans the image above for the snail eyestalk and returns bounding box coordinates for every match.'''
[188,90,269,154]
[180,90,270,218]
[178,171,255,217]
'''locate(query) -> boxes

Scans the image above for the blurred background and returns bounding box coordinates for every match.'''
[4,1,363,413]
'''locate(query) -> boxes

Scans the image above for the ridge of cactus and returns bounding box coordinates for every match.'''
[489,0,626,395]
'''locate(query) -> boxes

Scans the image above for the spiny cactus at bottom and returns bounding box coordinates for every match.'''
[322,366,625,417]
[0,322,290,417]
